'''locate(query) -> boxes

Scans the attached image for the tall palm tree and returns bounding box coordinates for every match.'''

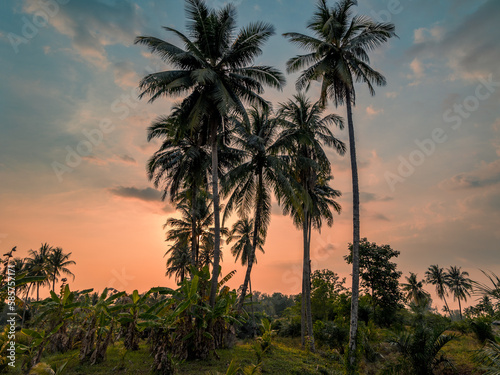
[26,243,52,301]
[402,272,430,306]
[222,107,291,310]
[425,265,451,315]
[283,0,395,366]
[275,93,344,351]
[47,247,75,292]
[445,266,473,319]
[135,0,285,306]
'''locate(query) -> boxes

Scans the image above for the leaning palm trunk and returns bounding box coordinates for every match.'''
[237,173,263,311]
[443,295,451,316]
[209,119,222,307]
[346,90,360,369]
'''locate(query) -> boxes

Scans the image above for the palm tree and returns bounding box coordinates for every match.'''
[147,108,212,268]
[26,243,52,301]
[47,247,75,292]
[425,265,451,315]
[283,0,396,366]
[163,192,213,277]
[135,0,285,306]
[275,93,344,351]
[226,218,264,299]
[445,266,473,319]
[222,107,291,310]
[164,234,191,284]
[10,257,27,297]
[402,272,430,306]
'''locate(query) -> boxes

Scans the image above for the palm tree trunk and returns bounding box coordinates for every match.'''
[249,277,255,337]
[458,298,462,319]
[22,284,32,328]
[191,182,198,272]
[442,295,451,316]
[346,89,360,371]
[301,209,315,351]
[305,215,315,352]
[37,283,40,302]
[301,213,307,348]
[52,271,56,292]
[237,172,263,311]
[209,118,221,308]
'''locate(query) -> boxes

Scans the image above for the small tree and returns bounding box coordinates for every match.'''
[310,269,346,321]
[344,238,403,325]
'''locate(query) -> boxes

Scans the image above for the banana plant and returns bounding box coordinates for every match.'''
[117,289,152,350]
[143,266,242,374]
[18,285,85,370]
[78,288,125,365]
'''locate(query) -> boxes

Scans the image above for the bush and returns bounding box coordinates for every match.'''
[313,320,349,353]
[277,316,301,338]
[469,317,495,344]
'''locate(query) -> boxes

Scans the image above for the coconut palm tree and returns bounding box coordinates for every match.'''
[135,0,285,306]
[226,217,264,333]
[147,108,212,268]
[226,218,264,300]
[164,191,212,270]
[222,106,291,310]
[275,93,344,351]
[402,272,430,306]
[283,0,396,366]
[47,247,75,292]
[26,243,53,301]
[425,265,451,316]
[164,234,191,284]
[445,266,473,319]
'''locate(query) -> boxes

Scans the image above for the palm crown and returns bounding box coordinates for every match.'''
[284,0,395,106]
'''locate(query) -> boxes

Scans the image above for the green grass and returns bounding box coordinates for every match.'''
[440,331,484,374]
[6,331,485,374]
[8,337,343,375]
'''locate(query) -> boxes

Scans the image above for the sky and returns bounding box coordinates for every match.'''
[0,0,499,312]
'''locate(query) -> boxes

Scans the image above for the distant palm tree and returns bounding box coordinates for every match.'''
[164,234,191,284]
[163,192,226,281]
[164,193,212,279]
[47,247,75,292]
[26,243,52,301]
[10,257,26,296]
[226,218,264,302]
[223,106,290,310]
[284,1,396,366]
[275,93,344,351]
[425,265,451,315]
[402,272,430,306]
[136,0,285,306]
[147,108,212,268]
[445,266,473,319]
[227,218,264,266]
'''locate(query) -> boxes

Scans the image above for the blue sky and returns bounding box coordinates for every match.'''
[0,0,499,309]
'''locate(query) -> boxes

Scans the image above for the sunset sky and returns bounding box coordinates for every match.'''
[1,0,499,311]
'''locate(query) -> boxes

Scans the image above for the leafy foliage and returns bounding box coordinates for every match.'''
[345,238,403,325]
